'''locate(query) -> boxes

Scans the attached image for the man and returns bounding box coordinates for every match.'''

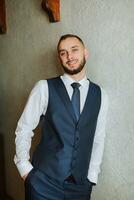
[14,34,108,200]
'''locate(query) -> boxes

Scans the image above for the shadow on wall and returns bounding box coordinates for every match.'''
[0,133,14,200]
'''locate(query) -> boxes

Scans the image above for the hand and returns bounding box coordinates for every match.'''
[22,173,29,181]
[91,182,96,186]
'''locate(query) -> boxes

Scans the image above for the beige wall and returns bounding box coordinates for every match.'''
[0,0,134,199]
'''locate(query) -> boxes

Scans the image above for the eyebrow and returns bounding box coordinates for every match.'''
[71,45,79,48]
[58,49,66,53]
[58,45,79,53]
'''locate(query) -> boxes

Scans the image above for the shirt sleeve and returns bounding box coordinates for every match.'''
[14,80,48,177]
[87,87,109,184]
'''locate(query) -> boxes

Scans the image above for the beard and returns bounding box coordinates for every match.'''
[61,57,86,75]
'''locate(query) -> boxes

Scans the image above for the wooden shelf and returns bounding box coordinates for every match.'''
[41,0,60,23]
[0,0,7,34]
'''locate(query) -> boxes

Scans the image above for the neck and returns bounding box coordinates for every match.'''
[68,68,86,81]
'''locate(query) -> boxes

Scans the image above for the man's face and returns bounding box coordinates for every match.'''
[58,37,87,75]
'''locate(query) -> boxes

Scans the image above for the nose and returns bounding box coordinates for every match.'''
[67,52,73,60]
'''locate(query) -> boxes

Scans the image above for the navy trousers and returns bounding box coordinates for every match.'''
[25,168,93,200]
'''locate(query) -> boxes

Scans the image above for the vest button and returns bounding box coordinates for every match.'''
[73,149,77,156]
[71,161,76,168]
[72,157,76,163]
[76,127,79,130]
[74,146,78,150]
[75,140,79,144]
[73,142,78,148]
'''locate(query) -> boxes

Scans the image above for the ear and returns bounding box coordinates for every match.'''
[84,48,89,60]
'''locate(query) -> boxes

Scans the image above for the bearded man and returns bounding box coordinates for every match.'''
[14,34,108,200]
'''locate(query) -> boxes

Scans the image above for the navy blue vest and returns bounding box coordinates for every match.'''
[32,77,101,183]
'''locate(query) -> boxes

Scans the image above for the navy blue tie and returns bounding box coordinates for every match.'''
[71,82,81,121]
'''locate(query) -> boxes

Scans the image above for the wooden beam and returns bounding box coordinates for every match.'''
[41,0,60,23]
[0,134,14,200]
[0,0,7,34]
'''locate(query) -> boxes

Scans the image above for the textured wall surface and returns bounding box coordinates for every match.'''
[0,0,134,200]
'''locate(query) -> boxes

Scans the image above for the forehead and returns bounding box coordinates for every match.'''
[58,37,84,50]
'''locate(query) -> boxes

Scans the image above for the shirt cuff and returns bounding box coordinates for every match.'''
[15,160,33,177]
[87,170,98,184]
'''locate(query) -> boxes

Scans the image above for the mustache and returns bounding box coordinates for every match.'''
[66,59,78,64]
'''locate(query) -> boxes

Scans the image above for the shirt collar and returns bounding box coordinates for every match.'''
[61,73,89,87]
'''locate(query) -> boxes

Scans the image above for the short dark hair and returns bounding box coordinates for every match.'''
[57,34,85,51]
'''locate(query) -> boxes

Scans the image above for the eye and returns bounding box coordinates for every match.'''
[59,51,66,56]
[72,48,79,52]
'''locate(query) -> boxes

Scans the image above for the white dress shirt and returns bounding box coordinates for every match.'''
[14,74,108,184]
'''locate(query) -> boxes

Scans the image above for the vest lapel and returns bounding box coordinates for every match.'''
[53,77,77,122]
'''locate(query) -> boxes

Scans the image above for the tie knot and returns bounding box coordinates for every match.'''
[71,82,81,89]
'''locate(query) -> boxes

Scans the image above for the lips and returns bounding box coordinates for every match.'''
[67,59,78,66]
